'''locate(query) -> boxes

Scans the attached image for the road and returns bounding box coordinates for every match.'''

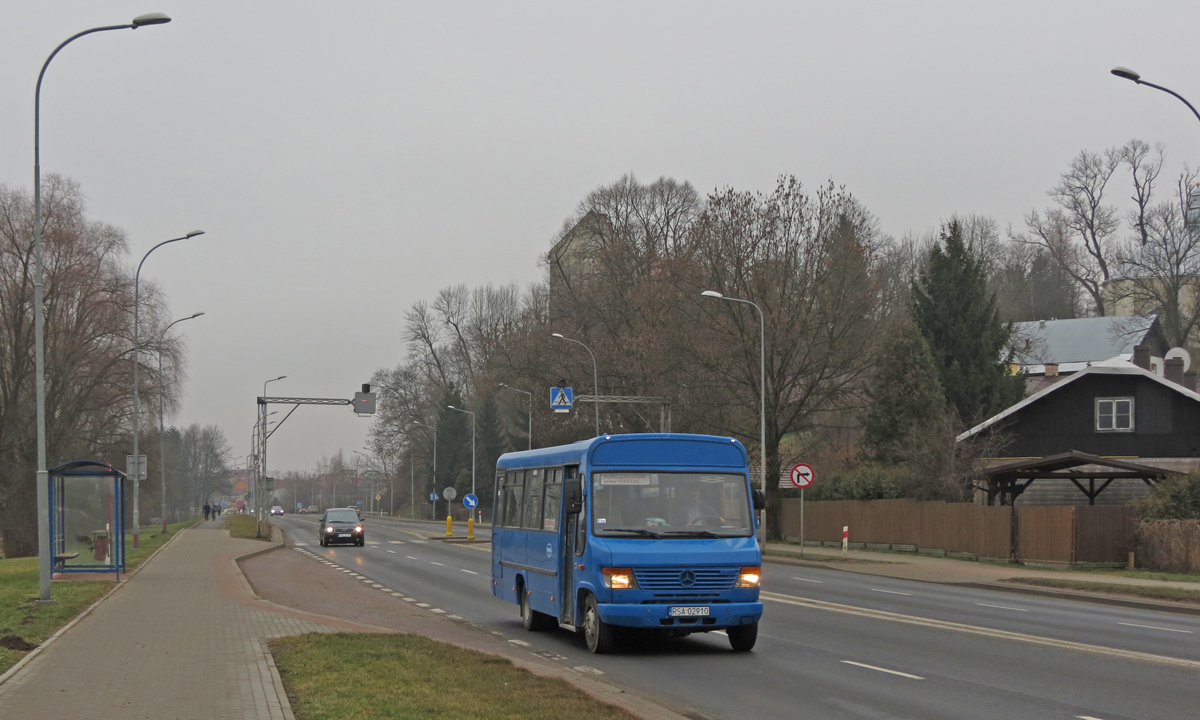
[275,515,1198,720]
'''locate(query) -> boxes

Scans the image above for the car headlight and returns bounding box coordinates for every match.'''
[601,567,637,589]
[325,526,334,533]
[736,566,761,588]
[355,526,362,533]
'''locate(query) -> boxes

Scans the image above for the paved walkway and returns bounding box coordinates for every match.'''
[0,519,379,720]
[765,542,1200,591]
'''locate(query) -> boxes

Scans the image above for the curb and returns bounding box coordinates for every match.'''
[959,581,1200,617]
[0,521,194,690]
[763,551,1200,617]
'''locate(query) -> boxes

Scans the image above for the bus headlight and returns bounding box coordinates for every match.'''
[601,567,637,589]
[736,567,761,588]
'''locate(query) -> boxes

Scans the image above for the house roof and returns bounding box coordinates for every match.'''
[1011,315,1157,367]
[957,357,1200,441]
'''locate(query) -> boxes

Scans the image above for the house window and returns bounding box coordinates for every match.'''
[1096,397,1134,432]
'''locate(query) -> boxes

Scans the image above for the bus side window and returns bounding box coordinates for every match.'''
[542,469,561,532]
[494,473,506,526]
[505,471,524,528]
[523,469,545,530]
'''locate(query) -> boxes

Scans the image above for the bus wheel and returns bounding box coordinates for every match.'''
[583,594,615,654]
[727,622,758,652]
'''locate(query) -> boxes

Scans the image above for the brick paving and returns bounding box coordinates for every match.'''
[0,519,366,720]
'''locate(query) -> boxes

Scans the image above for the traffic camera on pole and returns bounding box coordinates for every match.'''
[354,383,377,414]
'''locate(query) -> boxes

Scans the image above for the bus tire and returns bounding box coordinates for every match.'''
[583,594,615,654]
[727,622,758,652]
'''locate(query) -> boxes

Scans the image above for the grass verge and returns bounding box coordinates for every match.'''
[272,633,637,720]
[228,514,269,541]
[0,557,110,674]
[1002,577,1200,604]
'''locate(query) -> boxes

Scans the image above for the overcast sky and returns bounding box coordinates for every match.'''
[3,2,1198,472]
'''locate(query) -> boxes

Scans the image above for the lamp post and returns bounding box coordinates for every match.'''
[1111,67,1200,124]
[156,312,204,532]
[446,406,476,496]
[257,376,285,524]
[263,375,286,398]
[551,333,600,437]
[498,383,532,450]
[413,421,436,519]
[132,230,204,549]
[701,290,767,542]
[32,11,172,604]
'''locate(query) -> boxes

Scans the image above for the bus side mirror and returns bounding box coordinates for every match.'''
[751,489,766,511]
[564,478,583,514]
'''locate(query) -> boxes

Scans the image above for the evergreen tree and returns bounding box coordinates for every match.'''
[911,220,1025,425]
[476,393,509,507]
[862,322,946,463]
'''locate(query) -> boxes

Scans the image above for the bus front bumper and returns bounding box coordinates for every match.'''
[597,602,763,629]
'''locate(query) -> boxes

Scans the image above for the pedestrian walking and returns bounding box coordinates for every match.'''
[203,503,211,521]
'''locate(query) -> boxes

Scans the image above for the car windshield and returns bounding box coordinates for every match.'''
[325,510,358,523]
[591,472,753,537]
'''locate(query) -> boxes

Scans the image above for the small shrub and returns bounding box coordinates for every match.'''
[1136,473,1200,520]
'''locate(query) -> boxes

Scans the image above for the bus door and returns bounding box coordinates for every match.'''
[560,465,582,625]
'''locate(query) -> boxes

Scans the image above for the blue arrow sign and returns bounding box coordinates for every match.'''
[463,493,479,509]
[550,386,573,411]
[428,492,439,503]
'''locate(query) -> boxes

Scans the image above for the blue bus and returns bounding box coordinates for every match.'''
[491,433,765,653]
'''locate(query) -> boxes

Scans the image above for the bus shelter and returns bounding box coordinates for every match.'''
[48,460,127,580]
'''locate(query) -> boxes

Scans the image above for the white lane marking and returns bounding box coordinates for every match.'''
[431,562,445,566]
[976,603,1029,612]
[415,603,430,608]
[431,608,446,614]
[761,591,1200,671]
[293,542,309,546]
[403,598,416,602]
[573,665,604,675]
[387,550,397,554]
[391,592,404,596]
[448,615,463,620]
[841,660,924,680]
[1076,716,1110,720]
[366,541,381,545]
[792,577,823,583]
[507,639,530,647]
[368,582,382,587]
[460,569,478,575]
[871,589,912,596]
[388,540,405,544]
[406,556,418,560]
[1119,622,1193,634]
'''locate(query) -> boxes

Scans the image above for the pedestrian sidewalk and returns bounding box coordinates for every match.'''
[764,542,1200,591]
[0,519,383,720]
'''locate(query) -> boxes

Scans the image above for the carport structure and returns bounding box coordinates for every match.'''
[981,451,1171,507]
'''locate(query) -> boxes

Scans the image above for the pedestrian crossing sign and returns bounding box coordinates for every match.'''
[550,386,573,413]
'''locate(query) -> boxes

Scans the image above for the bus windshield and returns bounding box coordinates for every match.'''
[591,472,753,537]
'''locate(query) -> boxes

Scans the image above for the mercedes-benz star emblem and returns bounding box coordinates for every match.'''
[679,569,696,587]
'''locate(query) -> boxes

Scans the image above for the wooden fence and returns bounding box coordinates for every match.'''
[778,499,1137,563]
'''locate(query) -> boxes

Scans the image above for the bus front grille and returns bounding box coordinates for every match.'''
[633,567,738,591]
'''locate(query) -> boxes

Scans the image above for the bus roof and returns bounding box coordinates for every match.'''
[496,433,748,472]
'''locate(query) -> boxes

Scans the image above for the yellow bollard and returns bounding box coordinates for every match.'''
[1128,551,1136,571]
[468,517,475,541]
[446,515,453,537]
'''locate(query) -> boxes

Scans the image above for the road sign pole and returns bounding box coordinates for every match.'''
[800,488,804,558]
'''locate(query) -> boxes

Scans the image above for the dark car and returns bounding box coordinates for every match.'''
[319,508,364,546]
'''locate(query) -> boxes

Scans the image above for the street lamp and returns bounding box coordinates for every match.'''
[156,312,204,532]
[1111,67,1200,124]
[132,230,204,549]
[263,375,286,397]
[551,333,600,437]
[702,290,767,542]
[412,421,436,519]
[32,11,173,604]
[498,383,532,450]
[447,406,476,497]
